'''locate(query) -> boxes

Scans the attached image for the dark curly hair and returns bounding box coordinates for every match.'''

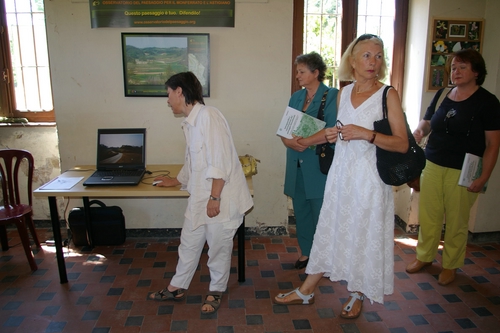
[295,52,327,82]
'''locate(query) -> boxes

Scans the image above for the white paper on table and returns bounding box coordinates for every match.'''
[39,177,84,190]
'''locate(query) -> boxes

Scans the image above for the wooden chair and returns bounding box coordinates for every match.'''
[0,149,40,271]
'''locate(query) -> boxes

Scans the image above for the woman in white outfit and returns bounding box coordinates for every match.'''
[274,34,408,319]
[147,72,253,314]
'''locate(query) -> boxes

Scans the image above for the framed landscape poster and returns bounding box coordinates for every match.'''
[427,18,484,91]
[121,33,210,97]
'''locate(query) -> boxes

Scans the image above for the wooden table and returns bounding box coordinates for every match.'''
[34,165,253,284]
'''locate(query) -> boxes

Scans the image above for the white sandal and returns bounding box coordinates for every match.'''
[273,287,315,305]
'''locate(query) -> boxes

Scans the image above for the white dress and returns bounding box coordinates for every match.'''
[305,83,394,304]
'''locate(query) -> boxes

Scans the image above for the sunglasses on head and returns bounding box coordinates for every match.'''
[352,34,381,51]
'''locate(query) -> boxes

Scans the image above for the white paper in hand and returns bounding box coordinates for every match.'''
[458,153,487,193]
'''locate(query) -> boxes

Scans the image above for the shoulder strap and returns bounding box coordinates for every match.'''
[316,89,330,120]
[89,200,106,207]
[382,85,393,119]
[418,87,451,149]
[435,87,451,112]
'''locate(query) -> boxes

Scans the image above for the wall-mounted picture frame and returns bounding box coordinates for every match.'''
[426,18,484,91]
[449,23,467,38]
[121,33,210,97]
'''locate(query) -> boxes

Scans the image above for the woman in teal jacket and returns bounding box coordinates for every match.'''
[282,52,338,269]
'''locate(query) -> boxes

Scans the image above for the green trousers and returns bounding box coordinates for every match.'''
[292,167,324,257]
[416,160,479,269]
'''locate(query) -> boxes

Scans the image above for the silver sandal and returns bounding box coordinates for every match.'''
[274,287,315,305]
[341,292,364,319]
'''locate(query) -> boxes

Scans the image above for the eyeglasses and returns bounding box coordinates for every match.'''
[444,109,457,134]
[352,34,381,52]
[336,120,344,141]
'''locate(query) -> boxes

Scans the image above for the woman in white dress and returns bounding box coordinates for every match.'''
[274,34,409,319]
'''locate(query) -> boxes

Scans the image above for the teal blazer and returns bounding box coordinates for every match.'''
[284,83,338,199]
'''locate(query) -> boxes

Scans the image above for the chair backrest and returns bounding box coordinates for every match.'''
[0,149,34,208]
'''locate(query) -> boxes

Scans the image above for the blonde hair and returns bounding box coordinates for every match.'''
[337,34,388,82]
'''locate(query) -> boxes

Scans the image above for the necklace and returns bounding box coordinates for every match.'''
[355,82,376,94]
[306,93,316,104]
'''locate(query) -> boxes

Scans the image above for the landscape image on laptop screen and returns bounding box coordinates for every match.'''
[97,133,144,164]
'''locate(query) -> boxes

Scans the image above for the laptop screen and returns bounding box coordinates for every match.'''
[96,128,146,170]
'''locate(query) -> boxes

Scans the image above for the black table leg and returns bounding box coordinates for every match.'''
[237,217,245,282]
[49,196,68,284]
[82,197,94,248]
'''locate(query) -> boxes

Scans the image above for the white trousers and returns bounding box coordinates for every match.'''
[170,216,241,292]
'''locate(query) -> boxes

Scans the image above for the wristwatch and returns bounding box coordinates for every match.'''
[209,195,221,201]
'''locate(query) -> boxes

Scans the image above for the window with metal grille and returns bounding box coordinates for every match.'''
[303,0,342,88]
[298,0,406,94]
[0,0,54,123]
[356,0,395,85]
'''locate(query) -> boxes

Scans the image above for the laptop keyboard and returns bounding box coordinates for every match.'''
[94,170,144,177]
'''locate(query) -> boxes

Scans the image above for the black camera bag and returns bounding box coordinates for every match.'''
[68,200,126,246]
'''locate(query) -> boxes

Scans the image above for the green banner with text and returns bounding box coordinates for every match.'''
[90,0,235,28]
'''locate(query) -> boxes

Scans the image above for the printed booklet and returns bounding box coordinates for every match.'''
[458,153,487,193]
[276,106,326,139]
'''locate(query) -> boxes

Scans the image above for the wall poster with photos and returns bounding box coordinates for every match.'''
[427,18,484,91]
[121,33,210,97]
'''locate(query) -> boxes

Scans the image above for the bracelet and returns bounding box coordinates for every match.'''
[369,131,377,144]
[209,195,221,201]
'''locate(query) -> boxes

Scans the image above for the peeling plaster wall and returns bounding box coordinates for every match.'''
[0,126,62,220]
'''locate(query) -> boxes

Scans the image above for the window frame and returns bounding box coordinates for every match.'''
[292,0,408,99]
[0,0,55,123]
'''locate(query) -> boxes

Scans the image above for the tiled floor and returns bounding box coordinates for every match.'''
[1,225,500,333]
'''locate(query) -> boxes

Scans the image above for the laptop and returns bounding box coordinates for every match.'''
[83,128,147,186]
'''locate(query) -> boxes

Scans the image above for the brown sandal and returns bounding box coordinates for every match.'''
[201,292,222,314]
[340,292,364,319]
[147,288,186,301]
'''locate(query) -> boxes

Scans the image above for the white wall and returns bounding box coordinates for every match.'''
[398,0,431,228]
[43,0,292,229]
[472,0,500,232]
[403,0,429,131]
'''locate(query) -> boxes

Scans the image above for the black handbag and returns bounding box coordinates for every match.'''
[373,86,426,186]
[315,89,334,175]
[68,200,126,246]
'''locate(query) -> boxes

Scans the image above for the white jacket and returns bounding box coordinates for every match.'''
[177,103,253,230]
